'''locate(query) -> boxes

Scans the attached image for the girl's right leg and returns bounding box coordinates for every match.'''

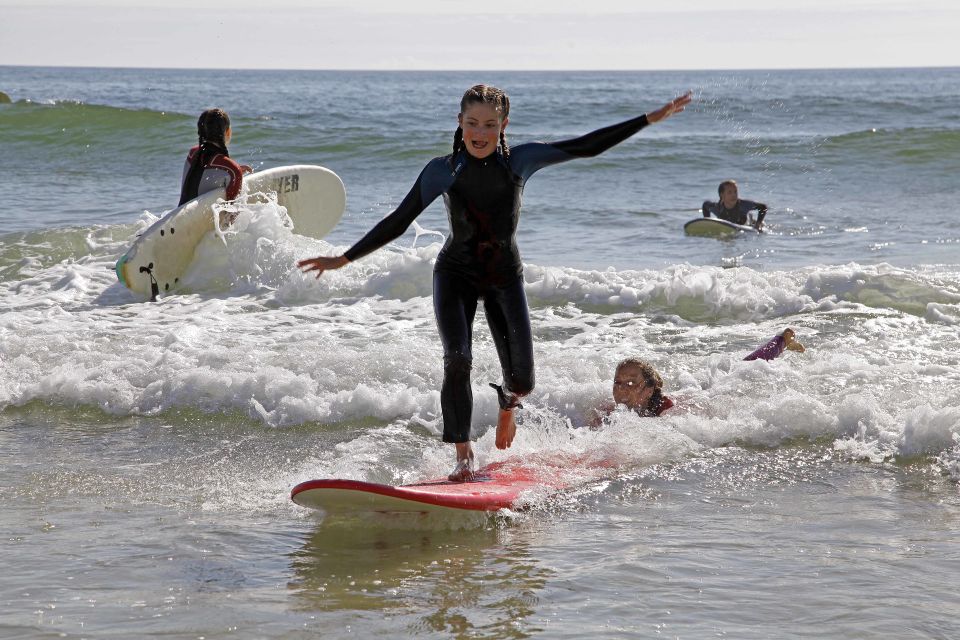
[433,271,479,479]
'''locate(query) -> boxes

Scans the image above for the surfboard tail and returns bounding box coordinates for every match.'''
[114,255,128,287]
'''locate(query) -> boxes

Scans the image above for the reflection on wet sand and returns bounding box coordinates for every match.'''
[288,516,554,639]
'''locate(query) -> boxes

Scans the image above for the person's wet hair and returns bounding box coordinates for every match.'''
[616,358,665,416]
[197,108,231,149]
[616,358,662,390]
[452,85,511,161]
[718,179,737,198]
[179,108,233,205]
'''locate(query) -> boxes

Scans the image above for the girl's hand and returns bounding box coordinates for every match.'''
[297,255,349,279]
[647,92,693,124]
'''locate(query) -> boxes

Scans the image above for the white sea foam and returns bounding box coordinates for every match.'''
[2,212,960,480]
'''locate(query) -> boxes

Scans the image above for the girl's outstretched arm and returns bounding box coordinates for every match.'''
[646,92,692,124]
[297,157,452,278]
[297,254,349,279]
[511,92,693,179]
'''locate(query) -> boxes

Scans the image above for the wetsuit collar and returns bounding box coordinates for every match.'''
[461,146,508,170]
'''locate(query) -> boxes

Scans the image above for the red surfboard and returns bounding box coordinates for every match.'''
[291,458,572,515]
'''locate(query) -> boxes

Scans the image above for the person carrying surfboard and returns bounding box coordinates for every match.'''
[298,85,692,482]
[701,180,768,230]
[178,108,253,206]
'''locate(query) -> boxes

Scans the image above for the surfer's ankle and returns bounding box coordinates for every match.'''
[448,456,475,482]
[454,441,474,460]
[489,383,523,411]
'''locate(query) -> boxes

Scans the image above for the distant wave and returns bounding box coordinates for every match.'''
[818,126,960,164]
[0,99,190,147]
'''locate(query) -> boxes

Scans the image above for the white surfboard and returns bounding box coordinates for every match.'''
[684,217,759,238]
[115,165,345,298]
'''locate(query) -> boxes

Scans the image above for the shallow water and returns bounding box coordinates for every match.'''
[1,66,959,638]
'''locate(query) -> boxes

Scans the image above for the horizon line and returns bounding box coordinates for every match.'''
[3,63,959,74]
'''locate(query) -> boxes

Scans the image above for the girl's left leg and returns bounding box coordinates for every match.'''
[483,276,534,449]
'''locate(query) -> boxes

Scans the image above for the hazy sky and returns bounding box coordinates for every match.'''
[1,0,957,70]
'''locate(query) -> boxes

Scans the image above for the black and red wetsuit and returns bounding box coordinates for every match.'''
[651,395,674,416]
[179,145,244,205]
[344,114,652,443]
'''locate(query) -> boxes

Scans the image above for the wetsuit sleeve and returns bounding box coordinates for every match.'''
[656,396,675,416]
[344,159,449,262]
[743,334,786,361]
[510,114,650,180]
[702,201,718,217]
[739,199,768,226]
[209,155,244,200]
[751,200,769,226]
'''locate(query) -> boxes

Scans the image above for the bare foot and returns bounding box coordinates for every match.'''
[495,408,516,450]
[448,459,474,482]
[448,442,474,482]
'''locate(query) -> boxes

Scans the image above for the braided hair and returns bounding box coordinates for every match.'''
[179,108,232,205]
[451,85,510,164]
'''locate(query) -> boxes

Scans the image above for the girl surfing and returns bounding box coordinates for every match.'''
[298,85,691,481]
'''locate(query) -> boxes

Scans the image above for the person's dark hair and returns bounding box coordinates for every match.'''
[179,108,232,205]
[616,358,665,416]
[451,85,510,162]
[718,179,737,198]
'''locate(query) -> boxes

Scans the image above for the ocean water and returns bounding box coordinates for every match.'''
[1,66,960,638]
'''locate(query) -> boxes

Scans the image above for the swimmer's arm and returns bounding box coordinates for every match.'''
[702,201,717,218]
[743,199,768,228]
[588,400,616,429]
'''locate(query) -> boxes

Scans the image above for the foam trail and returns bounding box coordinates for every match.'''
[2,216,960,478]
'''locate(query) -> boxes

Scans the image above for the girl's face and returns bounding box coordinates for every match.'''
[720,183,739,208]
[225,127,233,145]
[612,364,655,410]
[458,102,507,159]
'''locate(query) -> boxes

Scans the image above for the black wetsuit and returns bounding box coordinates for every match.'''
[345,113,651,443]
[702,199,767,226]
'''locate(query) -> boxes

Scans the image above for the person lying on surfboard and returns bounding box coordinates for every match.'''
[298,85,692,482]
[591,329,805,427]
[701,180,768,230]
[178,108,253,206]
